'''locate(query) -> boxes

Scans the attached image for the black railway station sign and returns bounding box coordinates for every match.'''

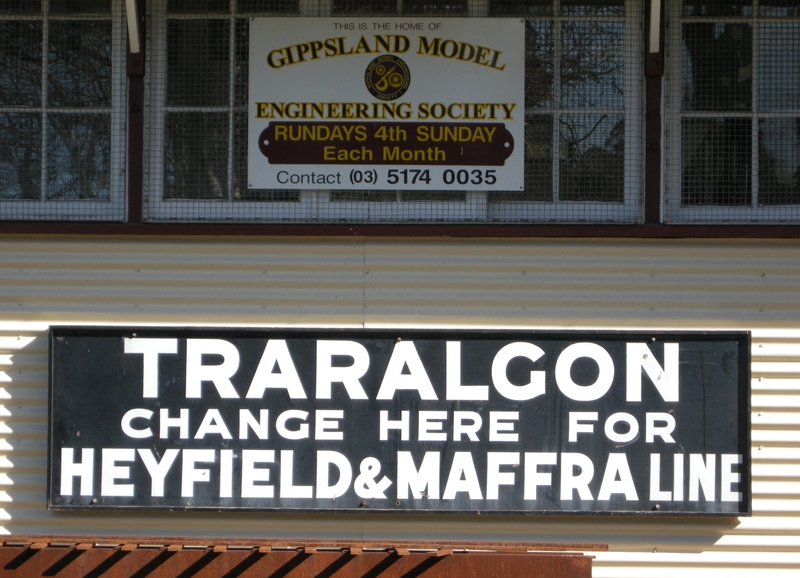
[49,328,750,515]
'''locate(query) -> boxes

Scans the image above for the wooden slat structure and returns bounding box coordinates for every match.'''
[0,537,601,578]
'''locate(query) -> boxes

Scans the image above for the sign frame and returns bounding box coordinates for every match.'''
[247,17,525,191]
[48,327,751,516]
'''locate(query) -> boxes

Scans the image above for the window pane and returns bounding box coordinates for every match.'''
[333,0,397,14]
[760,0,800,16]
[46,113,110,200]
[165,112,229,199]
[683,0,752,17]
[759,118,800,205]
[526,114,554,200]
[48,21,112,108]
[0,21,42,107]
[238,0,299,13]
[0,1,40,14]
[167,19,230,107]
[401,0,468,15]
[561,21,624,109]
[489,0,553,16]
[0,113,40,199]
[682,23,752,112]
[759,23,800,112]
[561,0,624,16]
[525,20,553,109]
[49,1,110,15]
[681,118,751,206]
[560,114,624,202]
[167,0,229,13]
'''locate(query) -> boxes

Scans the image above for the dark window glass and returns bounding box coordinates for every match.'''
[561,21,623,108]
[0,1,41,14]
[239,0,299,12]
[490,0,552,16]
[402,0,468,15]
[682,23,752,112]
[50,1,111,15]
[525,115,554,201]
[165,112,229,199]
[46,114,110,200]
[333,0,397,14]
[758,118,800,205]
[167,19,230,107]
[683,0,753,17]
[561,0,623,16]
[759,23,800,112]
[759,0,800,16]
[681,118,752,206]
[48,21,112,108]
[0,21,42,107]
[168,0,229,13]
[0,113,41,199]
[525,20,553,109]
[560,114,624,202]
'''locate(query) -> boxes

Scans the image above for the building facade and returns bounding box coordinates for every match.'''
[1,1,799,577]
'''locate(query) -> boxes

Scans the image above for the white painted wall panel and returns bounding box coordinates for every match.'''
[1,236,799,577]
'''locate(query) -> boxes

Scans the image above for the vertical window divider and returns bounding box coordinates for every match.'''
[552,0,562,204]
[228,0,237,202]
[147,0,167,220]
[751,2,760,208]
[40,0,49,203]
[644,0,664,223]
[127,0,146,222]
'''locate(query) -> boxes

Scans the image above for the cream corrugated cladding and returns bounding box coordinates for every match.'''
[1,237,799,578]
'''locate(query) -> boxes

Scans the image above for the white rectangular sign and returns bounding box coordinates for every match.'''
[248,18,524,191]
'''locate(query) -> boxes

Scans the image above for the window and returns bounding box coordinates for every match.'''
[0,0,127,220]
[488,0,642,223]
[665,0,800,222]
[144,0,643,223]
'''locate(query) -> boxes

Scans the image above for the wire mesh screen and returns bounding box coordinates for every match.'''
[0,0,126,220]
[143,0,642,223]
[665,1,800,222]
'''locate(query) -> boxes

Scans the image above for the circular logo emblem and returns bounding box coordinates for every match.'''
[365,55,410,101]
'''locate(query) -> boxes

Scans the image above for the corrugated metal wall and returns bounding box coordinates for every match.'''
[1,236,799,576]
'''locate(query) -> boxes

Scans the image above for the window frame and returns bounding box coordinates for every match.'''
[492,1,643,223]
[0,0,128,221]
[142,0,644,224]
[664,0,800,223]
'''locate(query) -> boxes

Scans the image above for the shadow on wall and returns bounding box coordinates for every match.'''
[0,332,45,536]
